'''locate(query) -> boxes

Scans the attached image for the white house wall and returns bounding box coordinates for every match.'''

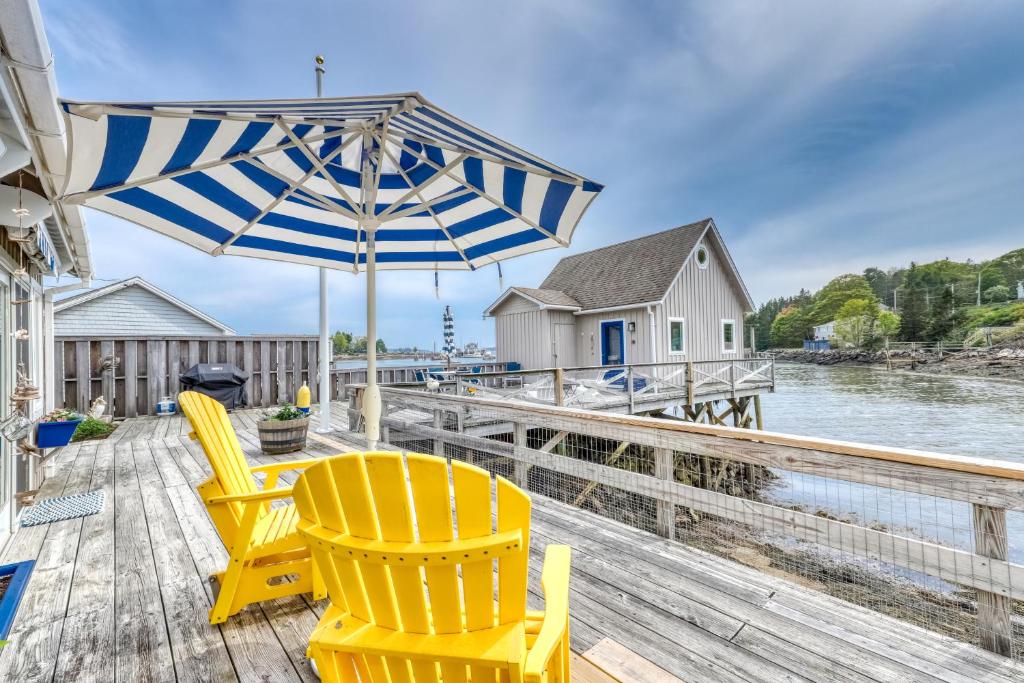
[574,307,653,366]
[56,285,228,336]
[493,293,552,369]
[656,238,747,362]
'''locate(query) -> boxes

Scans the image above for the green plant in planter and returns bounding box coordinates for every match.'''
[39,408,83,423]
[72,417,116,442]
[264,403,305,421]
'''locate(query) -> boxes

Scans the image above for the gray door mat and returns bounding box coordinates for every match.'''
[20,490,105,527]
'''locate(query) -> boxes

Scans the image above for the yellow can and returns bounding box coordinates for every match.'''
[297,383,311,414]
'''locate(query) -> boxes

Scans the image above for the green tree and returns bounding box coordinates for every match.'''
[833,298,879,348]
[980,265,1007,292]
[898,263,928,341]
[928,286,957,340]
[810,274,877,325]
[985,285,1011,303]
[770,306,811,348]
[877,310,901,342]
[331,330,353,354]
[375,339,387,353]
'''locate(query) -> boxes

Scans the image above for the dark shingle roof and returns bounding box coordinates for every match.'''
[512,287,580,308]
[539,219,711,310]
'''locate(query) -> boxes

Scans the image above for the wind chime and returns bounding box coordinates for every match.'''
[0,171,43,475]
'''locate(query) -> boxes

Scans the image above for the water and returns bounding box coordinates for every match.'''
[761,363,1024,460]
[759,363,1024,561]
[334,356,490,369]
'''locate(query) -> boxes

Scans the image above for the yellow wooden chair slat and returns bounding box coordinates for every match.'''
[179,391,326,623]
[294,451,572,683]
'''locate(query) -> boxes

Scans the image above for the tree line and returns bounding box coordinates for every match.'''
[748,247,1024,350]
[331,330,387,355]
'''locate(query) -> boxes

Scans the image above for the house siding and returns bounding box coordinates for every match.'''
[56,285,229,337]
[493,294,551,370]
[655,238,747,361]
[574,307,653,366]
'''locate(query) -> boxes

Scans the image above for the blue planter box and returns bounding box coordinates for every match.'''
[36,419,83,449]
[0,560,34,643]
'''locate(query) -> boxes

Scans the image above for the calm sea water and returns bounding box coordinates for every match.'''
[759,363,1024,561]
[761,363,1024,462]
[334,356,489,370]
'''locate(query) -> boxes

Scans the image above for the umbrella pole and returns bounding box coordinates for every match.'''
[313,55,333,434]
[362,223,382,449]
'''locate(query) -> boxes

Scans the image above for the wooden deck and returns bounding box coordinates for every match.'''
[1,406,1022,682]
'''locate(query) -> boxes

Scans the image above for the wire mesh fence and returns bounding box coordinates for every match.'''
[366,386,1024,660]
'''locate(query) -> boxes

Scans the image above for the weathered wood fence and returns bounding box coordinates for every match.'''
[55,335,320,417]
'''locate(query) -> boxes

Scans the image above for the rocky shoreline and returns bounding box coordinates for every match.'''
[769,341,1024,381]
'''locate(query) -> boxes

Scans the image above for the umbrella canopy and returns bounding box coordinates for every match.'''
[59,93,603,445]
[442,305,455,358]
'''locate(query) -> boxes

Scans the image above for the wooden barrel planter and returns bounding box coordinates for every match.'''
[257,417,309,454]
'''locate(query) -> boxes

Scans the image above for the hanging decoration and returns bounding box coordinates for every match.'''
[434,271,440,299]
[442,305,456,359]
[497,262,504,291]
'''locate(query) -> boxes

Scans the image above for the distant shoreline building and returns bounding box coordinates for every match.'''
[485,219,754,369]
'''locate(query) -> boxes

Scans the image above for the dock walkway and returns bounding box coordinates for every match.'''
[1,406,1021,682]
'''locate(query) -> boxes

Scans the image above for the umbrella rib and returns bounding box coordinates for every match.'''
[385,134,569,246]
[375,151,469,220]
[380,143,475,270]
[381,188,476,221]
[77,102,399,129]
[212,140,351,255]
[275,119,363,219]
[61,127,350,204]
[386,124,584,186]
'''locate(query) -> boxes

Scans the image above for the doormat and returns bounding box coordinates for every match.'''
[20,490,104,527]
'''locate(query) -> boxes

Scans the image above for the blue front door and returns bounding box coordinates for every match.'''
[600,320,625,365]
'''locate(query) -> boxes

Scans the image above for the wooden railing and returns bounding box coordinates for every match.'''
[349,385,1024,657]
[55,335,320,417]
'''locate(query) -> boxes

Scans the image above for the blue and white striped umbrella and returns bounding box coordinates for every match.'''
[442,305,455,357]
[59,93,603,444]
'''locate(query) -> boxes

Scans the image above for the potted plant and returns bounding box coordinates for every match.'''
[36,409,84,449]
[257,404,309,454]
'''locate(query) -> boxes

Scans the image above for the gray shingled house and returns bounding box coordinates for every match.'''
[55,276,235,337]
[484,219,754,369]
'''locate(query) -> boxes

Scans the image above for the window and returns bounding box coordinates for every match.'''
[668,317,686,355]
[696,245,709,269]
[721,319,736,353]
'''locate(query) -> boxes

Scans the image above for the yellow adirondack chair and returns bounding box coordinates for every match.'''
[179,390,326,624]
[293,451,572,683]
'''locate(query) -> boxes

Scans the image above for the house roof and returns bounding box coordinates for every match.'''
[483,287,581,316]
[55,277,236,334]
[538,218,754,312]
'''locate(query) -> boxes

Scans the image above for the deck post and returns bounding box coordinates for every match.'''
[512,421,528,489]
[553,367,564,407]
[432,409,444,458]
[686,360,694,405]
[972,503,1013,656]
[380,399,390,445]
[753,394,764,430]
[627,366,635,413]
[654,448,675,540]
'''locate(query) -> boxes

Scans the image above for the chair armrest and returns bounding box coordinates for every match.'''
[249,457,321,475]
[523,545,572,680]
[205,486,294,505]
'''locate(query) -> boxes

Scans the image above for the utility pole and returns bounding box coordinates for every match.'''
[977,271,982,306]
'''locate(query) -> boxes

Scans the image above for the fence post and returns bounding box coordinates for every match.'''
[627,366,635,413]
[972,503,1012,656]
[432,409,444,458]
[512,421,528,489]
[654,448,675,540]
[686,360,695,405]
[380,399,390,445]
[347,388,361,433]
[553,367,564,407]
[728,361,736,398]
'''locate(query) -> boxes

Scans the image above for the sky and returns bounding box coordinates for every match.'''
[39,0,1024,348]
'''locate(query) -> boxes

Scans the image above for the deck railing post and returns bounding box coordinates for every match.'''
[654,448,675,540]
[627,366,635,413]
[512,420,528,489]
[432,409,444,458]
[553,367,564,407]
[972,503,1013,656]
[686,360,695,405]
[380,399,390,445]
[347,387,361,432]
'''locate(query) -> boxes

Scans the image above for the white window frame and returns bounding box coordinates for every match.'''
[721,318,737,354]
[667,317,686,356]
[696,244,709,270]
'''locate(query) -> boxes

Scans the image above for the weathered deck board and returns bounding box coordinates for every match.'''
[0,405,1022,682]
